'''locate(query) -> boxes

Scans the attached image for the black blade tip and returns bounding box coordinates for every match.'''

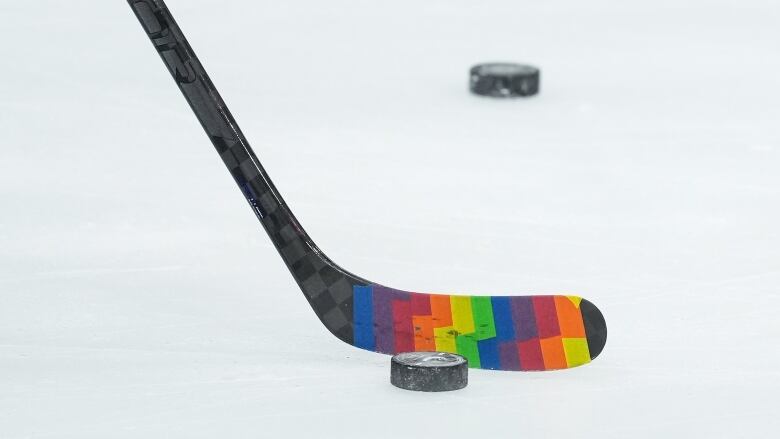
[580,298,607,360]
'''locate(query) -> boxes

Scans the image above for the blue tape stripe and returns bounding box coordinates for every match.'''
[491,296,516,341]
[477,338,501,370]
[353,285,375,350]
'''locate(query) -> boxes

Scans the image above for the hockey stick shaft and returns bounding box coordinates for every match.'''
[127,0,346,275]
[128,0,275,218]
[128,0,367,344]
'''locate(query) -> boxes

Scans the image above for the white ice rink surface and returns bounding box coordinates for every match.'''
[2,0,779,437]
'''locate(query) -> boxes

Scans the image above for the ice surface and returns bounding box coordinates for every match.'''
[1,0,779,437]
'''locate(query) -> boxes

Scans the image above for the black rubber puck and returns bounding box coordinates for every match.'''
[390,352,468,392]
[470,63,540,97]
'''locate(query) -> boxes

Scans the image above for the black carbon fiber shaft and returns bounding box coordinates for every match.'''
[127,0,363,343]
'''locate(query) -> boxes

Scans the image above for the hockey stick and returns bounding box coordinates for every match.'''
[127,0,606,371]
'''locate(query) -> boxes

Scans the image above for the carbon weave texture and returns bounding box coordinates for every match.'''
[129,0,360,343]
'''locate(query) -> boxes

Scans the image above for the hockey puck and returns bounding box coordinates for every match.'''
[390,352,468,392]
[470,63,540,97]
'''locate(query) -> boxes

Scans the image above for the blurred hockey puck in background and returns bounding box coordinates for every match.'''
[390,352,468,392]
[470,63,540,97]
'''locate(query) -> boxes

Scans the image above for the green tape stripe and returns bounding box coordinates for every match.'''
[471,296,496,340]
[454,297,498,369]
[456,333,480,368]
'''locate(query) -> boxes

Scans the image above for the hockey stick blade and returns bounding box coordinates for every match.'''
[127,0,607,371]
